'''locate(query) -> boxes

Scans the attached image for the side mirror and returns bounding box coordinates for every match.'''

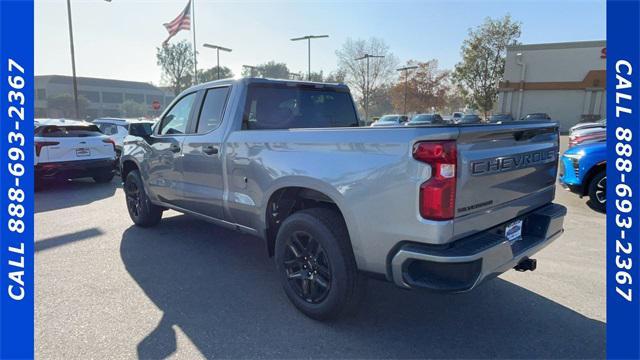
[129,123,153,138]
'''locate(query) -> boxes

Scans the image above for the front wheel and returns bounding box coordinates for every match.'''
[124,170,163,227]
[275,208,365,320]
[588,171,606,213]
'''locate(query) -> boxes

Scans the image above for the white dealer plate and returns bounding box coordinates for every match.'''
[76,148,91,157]
[505,219,523,243]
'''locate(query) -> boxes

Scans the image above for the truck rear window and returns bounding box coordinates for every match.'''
[243,84,359,130]
[37,125,104,138]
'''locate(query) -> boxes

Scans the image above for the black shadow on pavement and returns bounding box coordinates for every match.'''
[35,227,103,252]
[120,214,605,359]
[35,178,119,213]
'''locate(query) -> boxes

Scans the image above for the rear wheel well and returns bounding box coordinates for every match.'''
[265,187,346,257]
[121,160,139,182]
[582,162,606,196]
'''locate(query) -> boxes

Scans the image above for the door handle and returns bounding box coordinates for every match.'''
[169,144,181,153]
[203,145,219,155]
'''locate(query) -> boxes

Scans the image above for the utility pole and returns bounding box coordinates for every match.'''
[192,0,198,84]
[355,53,384,123]
[242,65,258,77]
[397,65,418,115]
[65,0,112,120]
[203,43,232,80]
[290,35,329,81]
[66,0,80,119]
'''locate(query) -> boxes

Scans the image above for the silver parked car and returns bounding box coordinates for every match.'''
[370,114,408,127]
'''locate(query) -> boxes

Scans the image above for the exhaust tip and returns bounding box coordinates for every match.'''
[514,258,537,272]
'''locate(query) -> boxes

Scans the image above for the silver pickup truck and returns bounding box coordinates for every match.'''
[121,78,566,320]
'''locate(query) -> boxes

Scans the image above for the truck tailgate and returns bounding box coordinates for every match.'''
[453,122,559,239]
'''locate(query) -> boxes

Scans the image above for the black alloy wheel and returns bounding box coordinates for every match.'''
[283,230,332,304]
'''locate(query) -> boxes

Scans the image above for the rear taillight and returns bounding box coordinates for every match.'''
[35,141,59,156]
[413,141,457,220]
[569,133,606,148]
[103,138,116,151]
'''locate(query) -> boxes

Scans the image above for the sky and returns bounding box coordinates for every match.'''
[35,0,606,86]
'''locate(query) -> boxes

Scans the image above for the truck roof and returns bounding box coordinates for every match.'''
[184,77,350,94]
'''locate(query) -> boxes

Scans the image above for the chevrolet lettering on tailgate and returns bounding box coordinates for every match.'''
[471,149,556,176]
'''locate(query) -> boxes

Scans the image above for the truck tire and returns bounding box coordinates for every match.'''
[588,170,606,213]
[124,170,163,227]
[275,207,365,320]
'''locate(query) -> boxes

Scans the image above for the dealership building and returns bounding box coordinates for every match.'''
[35,75,174,119]
[496,40,606,132]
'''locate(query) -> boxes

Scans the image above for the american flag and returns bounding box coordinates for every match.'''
[162,0,191,45]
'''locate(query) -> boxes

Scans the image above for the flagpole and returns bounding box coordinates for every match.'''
[192,0,198,85]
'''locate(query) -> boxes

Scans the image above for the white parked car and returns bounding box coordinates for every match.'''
[35,119,116,189]
[93,118,155,158]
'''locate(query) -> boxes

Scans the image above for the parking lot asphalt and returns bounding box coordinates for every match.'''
[35,137,606,359]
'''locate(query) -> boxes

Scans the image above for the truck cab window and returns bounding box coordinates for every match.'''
[158,92,195,135]
[243,84,359,130]
[196,87,229,133]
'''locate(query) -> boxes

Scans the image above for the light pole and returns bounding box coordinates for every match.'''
[397,65,418,115]
[203,43,232,80]
[355,53,384,123]
[242,65,258,77]
[290,35,329,81]
[66,0,111,120]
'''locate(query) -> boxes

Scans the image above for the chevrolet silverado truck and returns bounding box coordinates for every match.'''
[120,78,567,320]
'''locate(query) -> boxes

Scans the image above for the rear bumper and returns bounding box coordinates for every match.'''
[389,203,566,292]
[36,158,115,179]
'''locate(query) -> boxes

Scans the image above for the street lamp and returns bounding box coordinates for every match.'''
[290,35,329,81]
[203,43,232,80]
[242,65,258,77]
[397,65,418,115]
[355,53,384,123]
[65,0,111,120]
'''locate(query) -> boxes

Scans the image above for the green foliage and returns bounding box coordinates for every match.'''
[192,66,234,83]
[156,40,195,95]
[452,15,521,116]
[242,61,291,79]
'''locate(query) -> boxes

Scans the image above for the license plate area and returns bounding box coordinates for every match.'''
[76,148,91,157]
[505,219,523,243]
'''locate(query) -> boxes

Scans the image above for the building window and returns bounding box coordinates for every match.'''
[102,92,124,104]
[125,93,145,103]
[36,89,46,100]
[79,90,100,103]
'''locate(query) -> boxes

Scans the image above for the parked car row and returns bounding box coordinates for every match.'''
[371,112,556,127]
[560,118,607,212]
[34,117,157,191]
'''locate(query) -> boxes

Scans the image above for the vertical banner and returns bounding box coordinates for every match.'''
[0,0,35,359]
[607,0,640,358]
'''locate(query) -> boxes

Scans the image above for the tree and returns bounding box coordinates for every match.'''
[368,85,394,118]
[390,59,450,114]
[452,15,521,117]
[324,69,347,83]
[242,61,291,79]
[336,37,398,120]
[47,94,89,119]
[121,100,148,118]
[156,40,194,95]
[193,66,234,82]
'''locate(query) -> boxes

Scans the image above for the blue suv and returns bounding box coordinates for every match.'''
[559,141,606,212]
